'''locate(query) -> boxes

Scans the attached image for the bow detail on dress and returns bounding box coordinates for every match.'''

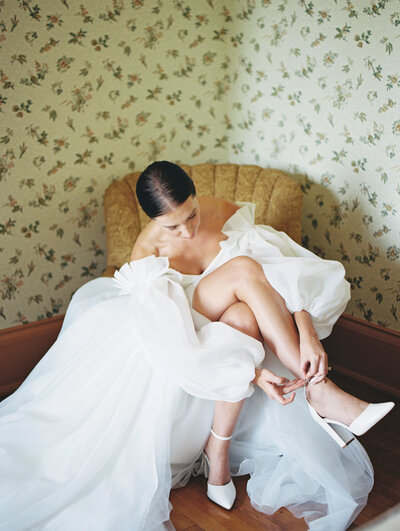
[113,255,173,294]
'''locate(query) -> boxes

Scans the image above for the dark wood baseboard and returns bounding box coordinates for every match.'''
[0,315,64,399]
[0,313,399,400]
[322,314,400,399]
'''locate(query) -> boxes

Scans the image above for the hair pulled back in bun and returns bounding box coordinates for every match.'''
[136,161,196,218]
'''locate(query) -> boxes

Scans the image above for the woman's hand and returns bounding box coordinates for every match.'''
[294,310,329,384]
[299,335,328,384]
[252,368,304,405]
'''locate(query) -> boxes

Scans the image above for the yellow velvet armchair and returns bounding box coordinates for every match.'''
[102,163,303,277]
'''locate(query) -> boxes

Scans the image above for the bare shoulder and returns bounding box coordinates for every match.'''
[198,196,239,226]
[130,221,159,261]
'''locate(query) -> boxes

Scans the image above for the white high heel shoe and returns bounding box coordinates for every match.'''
[305,383,395,448]
[202,429,236,510]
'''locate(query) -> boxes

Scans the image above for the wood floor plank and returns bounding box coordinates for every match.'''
[192,476,306,530]
[179,477,281,530]
[172,473,306,530]
[175,486,249,530]
[170,508,200,530]
[170,488,232,530]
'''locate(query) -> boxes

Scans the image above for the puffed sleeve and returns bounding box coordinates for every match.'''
[253,225,350,339]
[114,256,265,402]
[248,227,350,339]
[222,203,350,340]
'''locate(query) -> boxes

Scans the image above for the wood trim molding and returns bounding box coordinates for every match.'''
[1,313,399,400]
[322,314,400,399]
[0,315,64,399]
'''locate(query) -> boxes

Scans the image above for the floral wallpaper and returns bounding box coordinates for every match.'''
[0,0,399,331]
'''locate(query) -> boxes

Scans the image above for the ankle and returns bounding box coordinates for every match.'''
[307,380,369,425]
[306,378,328,400]
[210,428,233,441]
[205,436,230,457]
[306,379,332,416]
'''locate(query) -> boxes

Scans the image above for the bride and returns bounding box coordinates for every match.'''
[0,161,394,530]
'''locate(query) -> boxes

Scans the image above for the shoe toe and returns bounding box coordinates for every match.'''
[349,402,395,436]
[207,479,236,510]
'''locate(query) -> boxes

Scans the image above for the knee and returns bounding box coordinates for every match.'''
[220,302,261,341]
[228,256,264,281]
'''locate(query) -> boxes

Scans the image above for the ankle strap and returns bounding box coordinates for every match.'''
[305,366,332,385]
[210,428,232,441]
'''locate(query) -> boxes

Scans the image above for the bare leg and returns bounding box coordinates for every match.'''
[205,302,262,486]
[193,257,368,426]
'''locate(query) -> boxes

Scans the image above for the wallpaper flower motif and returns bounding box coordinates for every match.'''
[0,0,399,330]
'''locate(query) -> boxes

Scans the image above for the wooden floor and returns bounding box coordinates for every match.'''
[170,373,400,530]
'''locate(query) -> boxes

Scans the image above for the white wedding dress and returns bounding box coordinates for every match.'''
[0,204,373,531]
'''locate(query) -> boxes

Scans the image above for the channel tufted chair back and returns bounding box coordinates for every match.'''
[103,163,303,277]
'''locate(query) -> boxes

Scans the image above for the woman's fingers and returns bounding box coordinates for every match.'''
[301,339,330,383]
[281,378,304,394]
[267,384,290,404]
[309,353,329,384]
[274,391,295,405]
[306,358,318,379]
[283,392,296,404]
[259,380,300,405]
[300,359,309,379]
[262,369,288,385]
[256,370,307,405]
[310,375,324,384]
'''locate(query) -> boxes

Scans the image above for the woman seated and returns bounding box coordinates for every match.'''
[132,161,394,510]
[0,160,393,530]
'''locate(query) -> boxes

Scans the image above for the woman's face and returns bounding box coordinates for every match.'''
[155,195,200,240]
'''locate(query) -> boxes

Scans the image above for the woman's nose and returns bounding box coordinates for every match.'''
[181,224,193,238]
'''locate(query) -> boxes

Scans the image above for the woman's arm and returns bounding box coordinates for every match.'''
[294,310,328,384]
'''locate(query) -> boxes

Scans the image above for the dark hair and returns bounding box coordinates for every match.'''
[136,161,196,218]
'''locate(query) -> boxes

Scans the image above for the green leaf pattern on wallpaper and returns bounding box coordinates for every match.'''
[0,0,399,330]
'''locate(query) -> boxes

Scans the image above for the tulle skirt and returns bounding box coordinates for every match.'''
[0,278,373,530]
